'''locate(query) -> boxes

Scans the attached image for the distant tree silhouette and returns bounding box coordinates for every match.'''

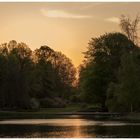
[0,41,76,110]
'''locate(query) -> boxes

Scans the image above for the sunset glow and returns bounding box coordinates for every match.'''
[0,2,140,67]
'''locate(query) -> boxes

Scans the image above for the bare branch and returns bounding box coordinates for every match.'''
[120,14,140,45]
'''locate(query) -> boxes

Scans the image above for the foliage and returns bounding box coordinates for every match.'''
[106,49,140,112]
[0,41,76,110]
[79,33,135,110]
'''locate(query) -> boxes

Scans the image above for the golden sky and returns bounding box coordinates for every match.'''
[0,2,140,67]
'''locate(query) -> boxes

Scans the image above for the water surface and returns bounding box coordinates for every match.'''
[0,116,140,138]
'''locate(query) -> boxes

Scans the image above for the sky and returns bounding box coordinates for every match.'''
[0,2,140,67]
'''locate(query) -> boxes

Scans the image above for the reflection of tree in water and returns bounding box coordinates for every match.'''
[45,119,92,138]
[46,126,95,138]
[0,119,96,138]
[94,125,140,138]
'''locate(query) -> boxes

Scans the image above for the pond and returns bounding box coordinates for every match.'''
[0,115,140,138]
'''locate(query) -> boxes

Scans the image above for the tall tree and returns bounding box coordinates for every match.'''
[33,46,56,98]
[54,52,76,98]
[79,33,135,109]
[0,40,33,109]
[34,46,76,99]
[106,48,140,112]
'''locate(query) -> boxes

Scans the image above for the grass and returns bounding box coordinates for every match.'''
[0,104,140,121]
[0,104,82,119]
[44,104,81,113]
[123,112,140,120]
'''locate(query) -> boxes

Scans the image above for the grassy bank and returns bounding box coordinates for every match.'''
[0,104,140,121]
[0,104,82,119]
[121,112,140,121]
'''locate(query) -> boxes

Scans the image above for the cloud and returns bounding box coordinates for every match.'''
[105,17,120,24]
[40,8,92,19]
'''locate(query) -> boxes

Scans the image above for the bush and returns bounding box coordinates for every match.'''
[30,98,40,110]
[39,97,67,108]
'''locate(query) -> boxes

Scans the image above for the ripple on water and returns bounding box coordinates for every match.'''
[0,119,140,127]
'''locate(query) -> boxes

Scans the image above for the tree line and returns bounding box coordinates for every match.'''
[0,15,140,112]
[0,40,76,110]
[78,15,140,112]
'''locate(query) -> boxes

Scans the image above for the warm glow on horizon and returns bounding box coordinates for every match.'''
[0,2,140,67]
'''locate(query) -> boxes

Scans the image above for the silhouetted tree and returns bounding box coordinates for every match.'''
[0,40,33,109]
[79,33,135,110]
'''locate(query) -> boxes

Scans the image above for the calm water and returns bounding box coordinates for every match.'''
[0,116,140,138]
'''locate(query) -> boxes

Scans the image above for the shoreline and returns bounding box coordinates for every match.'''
[0,109,139,121]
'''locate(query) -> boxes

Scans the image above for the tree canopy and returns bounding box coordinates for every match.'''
[0,40,76,110]
[79,33,136,111]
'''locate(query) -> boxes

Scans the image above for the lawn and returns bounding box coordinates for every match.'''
[0,104,82,119]
[0,104,139,121]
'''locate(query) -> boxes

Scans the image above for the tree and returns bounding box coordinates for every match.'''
[79,33,135,110]
[0,41,77,109]
[0,40,33,109]
[33,46,55,99]
[106,48,140,112]
[34,46,76,102]
[0,54,8,108]
[120,14,140,45]
[53,52,76,99]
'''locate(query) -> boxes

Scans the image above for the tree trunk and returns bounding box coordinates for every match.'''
[131,103,133,112]
[101,101,108,112]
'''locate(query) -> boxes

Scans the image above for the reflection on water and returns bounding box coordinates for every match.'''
[0,117,140,138]
[1,118,140,126]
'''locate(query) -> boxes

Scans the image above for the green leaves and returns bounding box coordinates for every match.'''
[107,49,140,112]
[79,32,135,111]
